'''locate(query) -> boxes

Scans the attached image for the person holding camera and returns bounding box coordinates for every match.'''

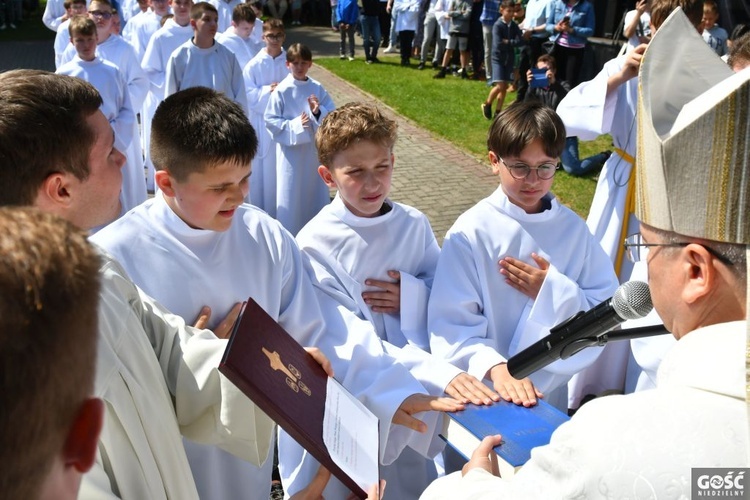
[545,0,595,86]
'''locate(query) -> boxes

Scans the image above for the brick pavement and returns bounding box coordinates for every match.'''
[0,27,499,241]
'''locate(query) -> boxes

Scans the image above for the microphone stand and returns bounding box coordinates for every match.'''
[556,324,671,360]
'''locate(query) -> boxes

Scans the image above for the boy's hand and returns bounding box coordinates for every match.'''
[192,302,243,339]
[489,363,543,407]
[445,372,500,405]
[308,95,320,115]
[289,465,330,500]
[301,111,311,127]
[362,270,401,313]
[392,394,465,432]
[498,253,549,300]
[462,435,503,477]
[304,347,334,377]
[608,43,646,92]
[270,82,278,92]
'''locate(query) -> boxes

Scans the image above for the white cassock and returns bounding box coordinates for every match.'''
[264,73,335,235]
[556,55,671,408]
[61,34,149,214]
[122,9,164,62]
[297,194,462,499]
[91,195,437,499]
[165,39,248,115]
[141,19,193,190]
[79,249,275,500]
[120,0,143,26]
[54,19,72,69]
[394,0,420,31]
[56,56,136,201]
[208,0,243,32]
[42,0,70,31]
[428,186,618,411]
[217,29,260,73]
[242,48,289,216]
[249,17,264,47]
[421,322,749,499]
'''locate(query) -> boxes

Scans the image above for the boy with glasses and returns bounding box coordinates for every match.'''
[428,101,618,414]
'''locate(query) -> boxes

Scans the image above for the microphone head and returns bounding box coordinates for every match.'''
[612,281,653,320]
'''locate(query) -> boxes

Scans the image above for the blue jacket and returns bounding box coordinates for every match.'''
[545,0,595,46]
[336,0,359,25]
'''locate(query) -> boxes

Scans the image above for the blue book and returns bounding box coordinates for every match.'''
[440,399,569,477]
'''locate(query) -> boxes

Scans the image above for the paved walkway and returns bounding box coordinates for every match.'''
[0,26,499,241]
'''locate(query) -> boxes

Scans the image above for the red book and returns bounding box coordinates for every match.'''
[219,298,377,499]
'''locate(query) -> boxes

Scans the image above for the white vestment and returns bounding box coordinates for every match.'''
[217,29,260,74]
[421,321,750,499]
[60,36,149,214]
[140,19,193,190]
[264,73,335,235]
[54,19,72,69]
[79,249,274,500]
[556,55,671,407]
[242,47,289,216]
[92,194,437,498]
[297,195,463,499]
[123,9,164,63]
[428,186,618,410]
[165,39,248,115]
[208,0,243,32]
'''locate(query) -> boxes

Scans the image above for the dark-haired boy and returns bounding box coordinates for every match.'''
[217,2,260,69]
[165,1,247,114]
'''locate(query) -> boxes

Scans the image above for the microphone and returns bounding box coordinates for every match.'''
[507,281,653,379]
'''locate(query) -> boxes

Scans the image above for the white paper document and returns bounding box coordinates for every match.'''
[323,377,380,493]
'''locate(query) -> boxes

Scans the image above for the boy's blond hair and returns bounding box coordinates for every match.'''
[69,15,97,37]
[316,102,397,167]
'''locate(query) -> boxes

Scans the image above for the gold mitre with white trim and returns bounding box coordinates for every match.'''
[635,7,750,244]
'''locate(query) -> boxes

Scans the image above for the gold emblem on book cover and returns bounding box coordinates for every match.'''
[263,347,311,396]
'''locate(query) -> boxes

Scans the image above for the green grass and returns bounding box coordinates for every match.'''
[316,56,611,216]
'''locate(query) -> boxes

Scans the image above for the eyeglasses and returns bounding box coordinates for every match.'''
[623,233,734,265]
[89,10,112,18]
[264,33,284,40]
[499,157,560,180]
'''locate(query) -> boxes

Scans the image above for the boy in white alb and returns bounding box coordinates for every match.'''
[297,102,500,499]
[122,0,170,61]
[57,18,136,197]
[208,0,241,32]
[242,18,288,216]
[60,0,149,214]
[265,43,335,235]
[216,3,260,72]
[165,2,247,114]
[92,87,463,500]
[140,0,193,191]
[53,0,87,68]
[428,102,618,412]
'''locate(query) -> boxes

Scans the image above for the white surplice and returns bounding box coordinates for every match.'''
[165,39,248,115]
[123,9,164,62]
[140,19,193,190]
[79,249,274,500]
[428,186,618,410]
[297,195,460,498]
[421,321,749,499]
[217,29,260,73]
[242,47,289,216]
[264,73,335,235]
[53,19,72,69]
[61,34,149,213]
[92,194,435,499]
[208,0,243,32]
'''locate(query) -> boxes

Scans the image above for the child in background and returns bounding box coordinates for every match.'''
[701,0,728,56]
[216,2,260,70]
[53,0,88,68]
[165,2,247,114]
[265,43,335,235]
[243,18,289,215]
[297,101,498,499]
[392,0,420,66]
[432,0,471,79]
[428,101,618,413]
[336,0,358,60]
[481,0,522,119]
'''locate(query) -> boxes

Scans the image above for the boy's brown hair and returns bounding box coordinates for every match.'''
[151,87,258,181]
[487,101,565,159]
[316,102,398,166]
[190,1,217,20]
[536,53,556,72]
[650,0,703,30]
[262,17,284,33]
[69,15,98,37]
[0,207,101,499]
[89,0,113,9]
[0,70,102,206]
[286,42,312,62]
[702,0,718,14]
[232,2,256,24]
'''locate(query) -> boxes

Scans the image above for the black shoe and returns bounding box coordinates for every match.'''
[432,61,439,69]
[433,68,447,79]
[481,102,492,120]
[459,68,469,79]
[400,59,410,66]
[417,62,425,70]
[371,57,381,63]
